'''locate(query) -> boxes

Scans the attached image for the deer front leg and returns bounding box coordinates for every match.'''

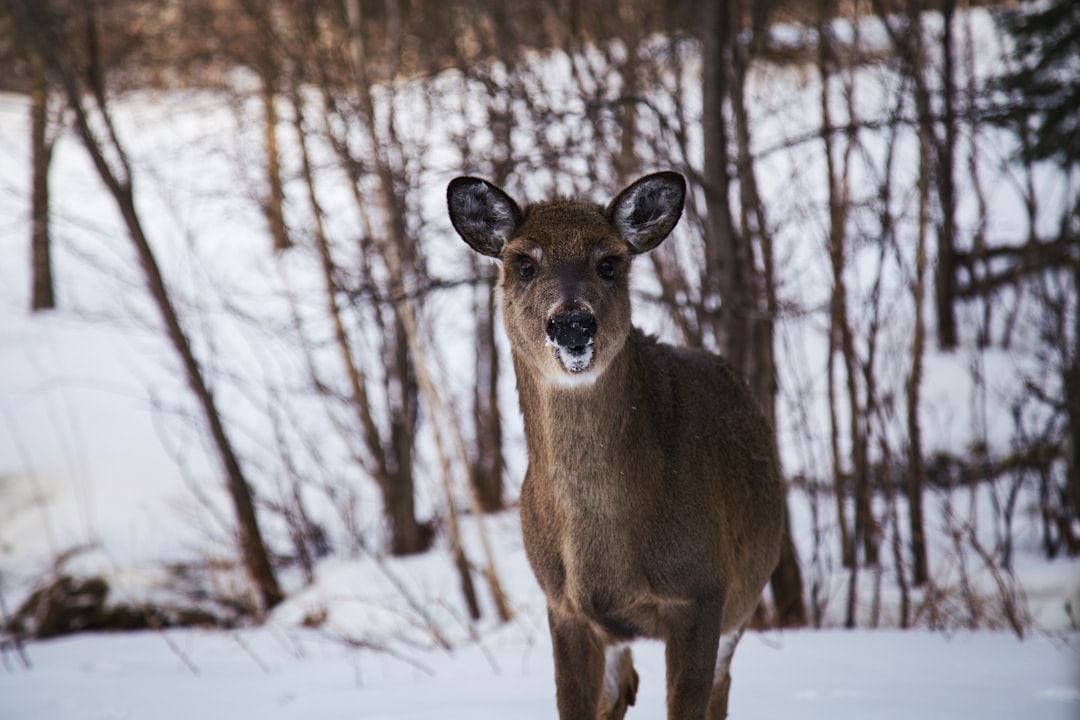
[548,608,605,719]
[663,600,723,720]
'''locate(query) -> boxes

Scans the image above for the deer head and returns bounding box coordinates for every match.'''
[447,172,686,386]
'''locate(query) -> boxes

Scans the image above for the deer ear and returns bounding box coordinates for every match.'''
[447,177,523,258]
[606,171,686,254]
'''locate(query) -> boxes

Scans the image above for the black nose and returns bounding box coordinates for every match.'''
[546,310,597,350]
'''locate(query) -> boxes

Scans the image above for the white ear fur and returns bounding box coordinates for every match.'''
[607,172,686,254]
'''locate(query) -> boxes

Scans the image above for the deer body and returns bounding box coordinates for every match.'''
[448,172,782,720]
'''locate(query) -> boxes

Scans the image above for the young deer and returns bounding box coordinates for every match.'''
[447,172,782,720]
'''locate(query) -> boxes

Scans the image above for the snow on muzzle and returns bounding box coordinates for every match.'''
[545,310,597,373]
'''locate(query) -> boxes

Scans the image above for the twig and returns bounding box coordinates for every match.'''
[231,630,272,673]
[323,629,435,677]
[0,576,32,671]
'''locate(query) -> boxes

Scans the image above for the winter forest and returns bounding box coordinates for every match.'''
[0,0,1078,718]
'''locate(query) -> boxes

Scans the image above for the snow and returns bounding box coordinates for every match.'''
[2,7,1080,718]
[1,627,1077,719]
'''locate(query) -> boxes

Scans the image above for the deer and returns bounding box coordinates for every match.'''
[447,171,783,720]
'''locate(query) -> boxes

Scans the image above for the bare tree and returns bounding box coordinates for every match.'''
[818,0,857,572]
[27,40,57,311]
[247,0,292,253]
[10,0,284,611]
[701,0,807,628]
[12,0,1075,637]
[873,0,934,586]
[934,0,959,350]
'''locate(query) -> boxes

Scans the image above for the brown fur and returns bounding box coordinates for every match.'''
[448,172,782,720]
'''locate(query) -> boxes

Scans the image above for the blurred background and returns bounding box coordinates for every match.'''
[0,0,1077,644]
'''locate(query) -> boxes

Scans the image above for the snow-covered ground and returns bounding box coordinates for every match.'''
[2,626,1078,719]
[2,8,1080,717]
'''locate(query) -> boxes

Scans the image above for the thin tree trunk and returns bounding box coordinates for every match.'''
[846,323,876,567]
[288,77,392,503]
[844,558,858,629]
[465,82,513,515]
[819,0,856,570]
[1069,259,1080,527]
[342,0,428,555]
[881,440,911,628]
[376,196,512,620]
[907,7,932,587]
[717,0,807,627]
[730,11,807,626]
[827,320,854,568]
[771,500,808,627]
[386,320,425,556]
[315,90,429,556]
[14,0,284,611]
[701,0,749,365]
[260,67,290,253]
[111,165,285,612]
[242,0,291,253]
[935,0,958,349]
[472,265,504,512]
[819,11,876,570]
[29,43,55,312]
[614,35,640,185]
[907,220,930,587]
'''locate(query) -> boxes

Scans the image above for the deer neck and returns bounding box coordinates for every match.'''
[515,330,648,483]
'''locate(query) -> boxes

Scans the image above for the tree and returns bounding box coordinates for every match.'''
[994,0,1080,169]
[236,0,292,253]
[993,0,1080,552]
[27,39,57,311]
[10,0,284,611]
[701,0,807,628]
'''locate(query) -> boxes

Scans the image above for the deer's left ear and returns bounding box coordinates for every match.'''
[605,171,685,254]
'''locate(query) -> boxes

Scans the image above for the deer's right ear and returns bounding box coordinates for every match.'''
[447,177,523,258]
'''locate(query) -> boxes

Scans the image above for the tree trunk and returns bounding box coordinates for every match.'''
[340,0,430,556]
[290,76,410,560]
[771,498,808,627]
[701,0,748,364]
[823,0,876,569]
[251,0,289,253]
[818,0,856,570]
[260,68,291,253]
[117,185,285,610]
[29,43,55,312]
[472,263,504,512]
[243,0,291,253]
[387,323,426,556]
[907,7,932,587]
[935,0,958,350]
[91,143,284,612]
[705,0,807,628]
[13,0,284,611]
[1069,259,1080,527]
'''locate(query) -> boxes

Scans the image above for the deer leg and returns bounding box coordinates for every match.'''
[548,609,605,719]
[706,629,743,720]
[664,600,723,720]
[599,643,639,720]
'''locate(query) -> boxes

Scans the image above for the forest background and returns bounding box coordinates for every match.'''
[0,0,1078,660]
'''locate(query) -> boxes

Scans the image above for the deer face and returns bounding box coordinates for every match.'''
[448,172,686,386]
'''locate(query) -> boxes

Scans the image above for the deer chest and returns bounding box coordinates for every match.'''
[520,466,672,640]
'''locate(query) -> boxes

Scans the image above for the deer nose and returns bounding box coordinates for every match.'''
[546,310,597,350]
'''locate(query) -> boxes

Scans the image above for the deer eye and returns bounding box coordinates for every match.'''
[597,256,619,280]
[516,256,536,281]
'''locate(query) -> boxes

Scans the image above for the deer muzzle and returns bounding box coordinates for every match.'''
[546,310,597,354]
